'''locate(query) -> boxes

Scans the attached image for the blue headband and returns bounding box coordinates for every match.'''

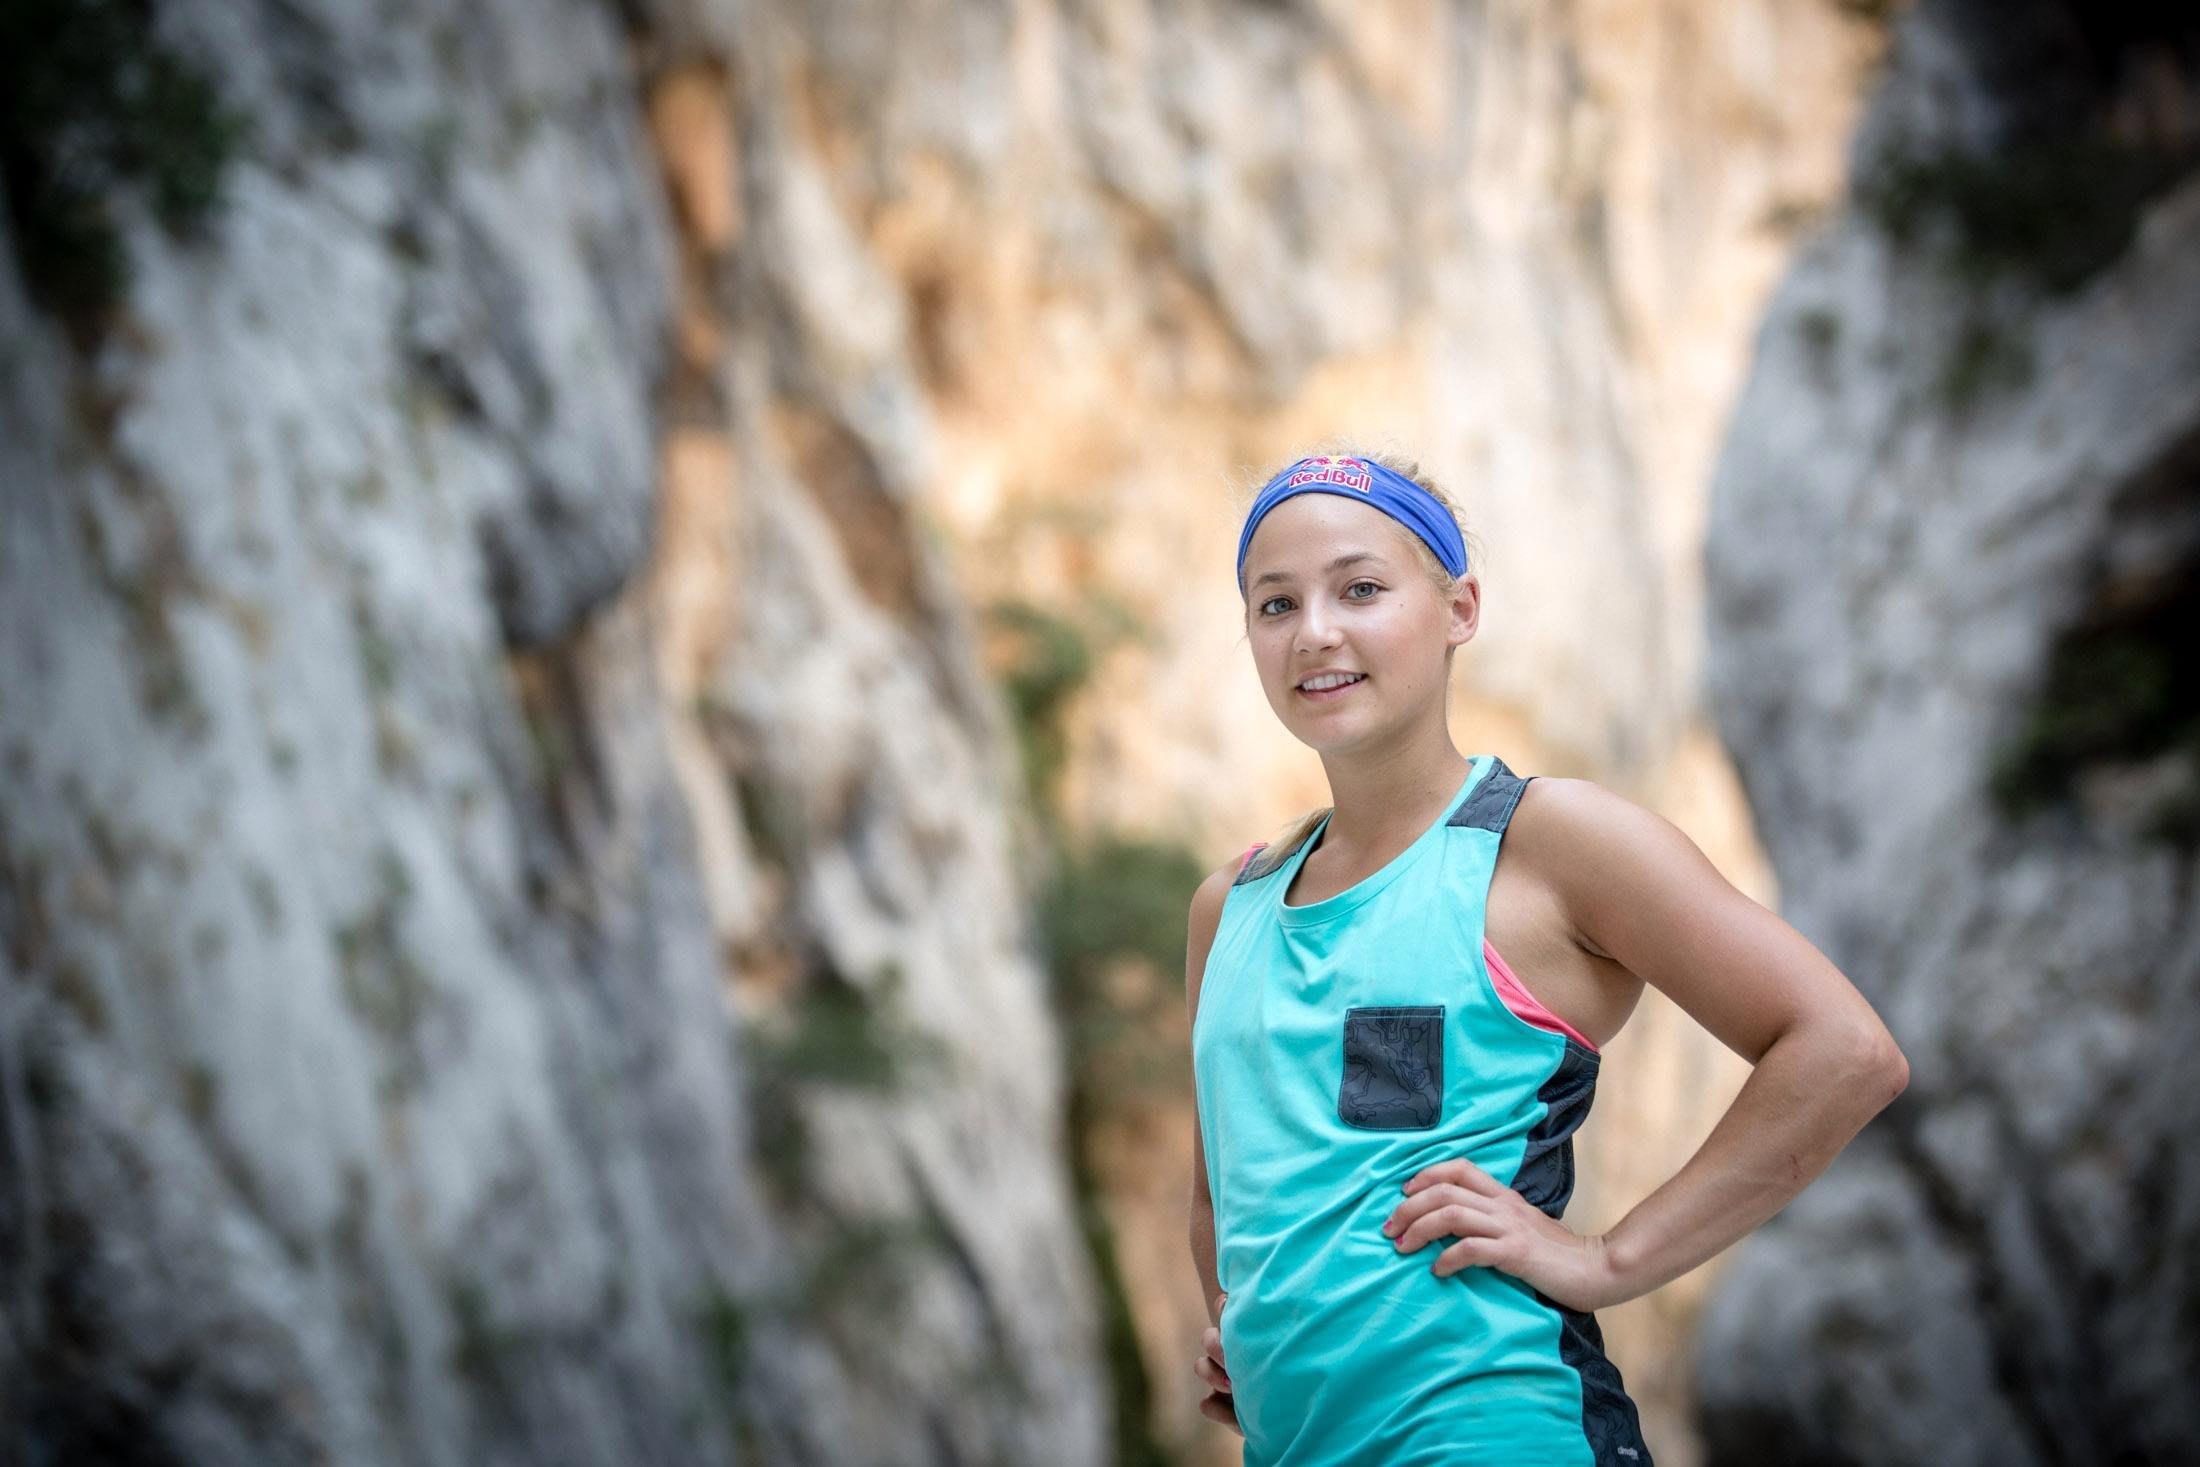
[1236,456,1468,595]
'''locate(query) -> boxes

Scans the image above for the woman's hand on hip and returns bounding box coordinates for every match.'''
[1194,1290,1242,1436]
[1381,1158,1620,1313]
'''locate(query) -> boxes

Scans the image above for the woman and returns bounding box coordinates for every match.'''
[1185,449,1910,1465]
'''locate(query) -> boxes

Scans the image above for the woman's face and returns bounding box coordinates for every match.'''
[1241,494,1477,754]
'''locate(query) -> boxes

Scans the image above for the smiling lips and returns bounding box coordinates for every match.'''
[1298,672,1367,701]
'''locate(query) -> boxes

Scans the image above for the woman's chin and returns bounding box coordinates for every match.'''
[1289,709,1379,752]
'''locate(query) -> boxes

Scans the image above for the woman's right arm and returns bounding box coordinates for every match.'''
[1187,861,1241,1432]
[1186,861,1237,1327]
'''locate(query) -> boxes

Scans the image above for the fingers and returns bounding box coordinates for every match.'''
[1199,1325,1231,1390]
[1434,1232,1515,1278]
[1384,1185,1506,1251]
[1194,1352,1232,1393]
[1382,1181,1463,1240]
[1399,1198,1504,1254]
[1403,1157,1504,1198]
[1198,1391,1245,1436]
[1197,1309,1241,1437]
[1196,1325,1241,1436]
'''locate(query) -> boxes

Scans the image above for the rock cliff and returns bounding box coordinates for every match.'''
[1,1,1099,1462]
[1696,3,2200,1462]
[3,1,1905,1463]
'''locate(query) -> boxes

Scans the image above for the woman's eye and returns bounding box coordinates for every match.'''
[1258,583,1377,616]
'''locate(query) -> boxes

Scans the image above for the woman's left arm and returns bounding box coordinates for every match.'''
[1382,777,1910,1311]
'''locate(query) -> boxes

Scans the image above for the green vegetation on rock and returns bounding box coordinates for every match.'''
[1987,551,2200,845]
[986,591,1147,820]
[1858,133,2196,297]
[1932,315,2034,417]
[740,958,955,1204]
[0,0,247,332]
[990,585,1201,1467]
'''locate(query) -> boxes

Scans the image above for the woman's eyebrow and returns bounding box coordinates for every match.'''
[1248,551,1385,591]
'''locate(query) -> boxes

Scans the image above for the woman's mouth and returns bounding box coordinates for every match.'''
[1297,673,1367,702]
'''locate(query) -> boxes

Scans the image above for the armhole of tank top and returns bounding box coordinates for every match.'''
[1475,770,1601,1055]
[1484,937,1599,1053]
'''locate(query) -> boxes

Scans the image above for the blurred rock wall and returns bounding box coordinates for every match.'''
[1,0,1902,1464]
[1695,2,2200,1462]
[1,0,1100,1463]
[675,3,1869,1460]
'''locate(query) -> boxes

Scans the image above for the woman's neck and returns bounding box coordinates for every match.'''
[1313,747,1475,857]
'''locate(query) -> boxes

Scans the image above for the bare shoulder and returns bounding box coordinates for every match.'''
[1506,773,1866,1067]
[1506,774,1691,865]
[1185,856,1243,1014]
[1504,775,1732,959]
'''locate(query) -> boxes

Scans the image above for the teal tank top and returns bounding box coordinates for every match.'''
[1192,754,1653,1465]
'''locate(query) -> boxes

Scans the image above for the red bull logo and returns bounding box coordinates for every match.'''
[1281,456,1372,493]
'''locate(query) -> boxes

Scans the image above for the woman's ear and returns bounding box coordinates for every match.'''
[1446,573,1481,649]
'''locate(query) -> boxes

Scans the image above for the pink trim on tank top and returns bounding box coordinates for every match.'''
[1238,842,1598,1053]
[1483,937,1598,1052]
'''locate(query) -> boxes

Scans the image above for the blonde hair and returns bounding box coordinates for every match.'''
[1230,442,1484,884]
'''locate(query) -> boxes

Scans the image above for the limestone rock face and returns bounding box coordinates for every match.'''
[3,0,1906,1463]
[1695,4,2200,1462]
[0,1,1100,1463]
[687,6,1866,1460]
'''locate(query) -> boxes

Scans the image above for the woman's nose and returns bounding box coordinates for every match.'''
[1296,604,1342,652]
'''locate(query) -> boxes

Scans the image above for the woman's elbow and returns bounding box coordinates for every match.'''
[1882,1038,1911,1101]
[1842,1020,1909,1108]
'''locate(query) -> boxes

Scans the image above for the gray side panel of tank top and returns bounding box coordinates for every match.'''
[1458,756,1651,1461]
[1512,1038,1599,1217]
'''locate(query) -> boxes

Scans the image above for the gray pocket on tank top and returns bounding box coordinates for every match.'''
[1338,1006,1445,1130]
